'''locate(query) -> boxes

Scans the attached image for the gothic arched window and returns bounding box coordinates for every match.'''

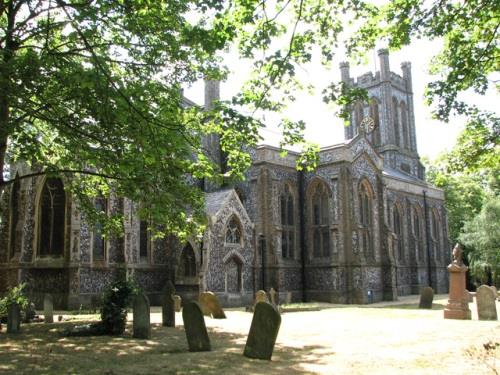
[280,185,295,259]
[180,243,197,277]
[393,205,404,262]
[400,101,409,150]
[310,181,330,257]
[139,219,150,260]
[38,178,66,257]
[412,206,424,262]
[93,197,107,261]
[359,181,373,257]
[225,216,242,245]
[9,176,21,259]
[392,97,401,147]
[431,209,441,261]
[369,98,381,146]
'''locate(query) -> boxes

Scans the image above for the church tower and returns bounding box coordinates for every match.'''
[340,49,425,180]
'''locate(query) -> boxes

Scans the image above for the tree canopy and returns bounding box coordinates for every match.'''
[1,0,498,238]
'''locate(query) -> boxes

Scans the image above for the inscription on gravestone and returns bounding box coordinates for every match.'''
[44,294,54,323]
[244,301,281,360]
[182,301,211,352]
[133,293,151,339]
[162,280,176,327]
[476,285,498,321]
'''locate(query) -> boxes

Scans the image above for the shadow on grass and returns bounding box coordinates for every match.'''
[0,320,333,374]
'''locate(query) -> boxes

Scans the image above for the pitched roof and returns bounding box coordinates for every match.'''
[204,189,234,217]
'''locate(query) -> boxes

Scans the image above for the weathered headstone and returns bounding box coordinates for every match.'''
[255,290,268,305]
[285,292,292,304]
[133,293,151,339]
[174,295,182,312]
[7,303,21,333]
[199,292,226,319]
[182,301,211,352]
[244,301,281,360]
[476,285,498,321]
[418,286,434,309]
[162,280,176,327]
[269,288,278,306]
[44,294,54,323]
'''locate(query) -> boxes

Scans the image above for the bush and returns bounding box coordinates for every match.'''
[100,277,139,335]
[0,283,29,319]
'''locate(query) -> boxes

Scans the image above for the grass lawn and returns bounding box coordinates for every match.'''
[0,295,498,374]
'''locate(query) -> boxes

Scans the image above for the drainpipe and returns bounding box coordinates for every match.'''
[299,170,307,302]
[423,190,432,288]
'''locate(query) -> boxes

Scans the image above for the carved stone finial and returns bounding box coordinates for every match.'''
[452,243,463,266]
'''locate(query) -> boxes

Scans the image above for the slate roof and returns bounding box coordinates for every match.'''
[205,189,234,217]
[383,166,424,184]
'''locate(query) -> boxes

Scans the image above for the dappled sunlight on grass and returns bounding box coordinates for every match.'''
[0,297,498,374]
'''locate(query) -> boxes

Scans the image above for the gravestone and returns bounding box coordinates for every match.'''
[244,301,281,360]
[418,287,434,309]
[7,303,21,333]
[255,290,268,305]
[476,285,498,321]
[269,288,278,306]
[285,292,292,304]
[133,293,151,339]
[44,294,54,323]
[162,280,176,327]
[174,295,182,312]
[182,301,211,352]
[199,292,226,319]
[490,286,498,299]
[444,244,471,320]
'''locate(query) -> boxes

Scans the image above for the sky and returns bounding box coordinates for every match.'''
[185,39,498,161]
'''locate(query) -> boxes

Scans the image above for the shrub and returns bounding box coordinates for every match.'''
[0,283,29,319]
[100,277,139,335]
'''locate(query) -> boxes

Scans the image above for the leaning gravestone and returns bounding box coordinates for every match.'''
[44,294,54,323]
[418,286,434,309]
[269,288,279,306]
[255,290,268,305]
[182,301,211,352]
[199,292,226,319]
[7,303,21,333]
[162,280,176,327]
[244,301,281,360]
[476,285,498,321]
[174,295,182,312]
[133,293,151,339]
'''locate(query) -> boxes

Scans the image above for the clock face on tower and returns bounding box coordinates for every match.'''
[360,116,376,133]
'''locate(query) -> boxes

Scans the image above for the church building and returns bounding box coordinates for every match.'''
[0,49,449,308]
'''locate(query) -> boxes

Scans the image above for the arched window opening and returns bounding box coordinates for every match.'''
[180,243,197,278]
[431,209,441,261]
[225,216,242,245]
[359,182,373,257]
[280,185,295,259]
[400,101,409,149]
[9,177,21,259]
[38,178,66,257]
[369,99,381,146]
[93,197,107,261]
[393,205,403,261]
[392,97,400,147]
[311,182,330,257]
[412,207,423,261]
[139,220,149,260]
[354,102,364,136]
